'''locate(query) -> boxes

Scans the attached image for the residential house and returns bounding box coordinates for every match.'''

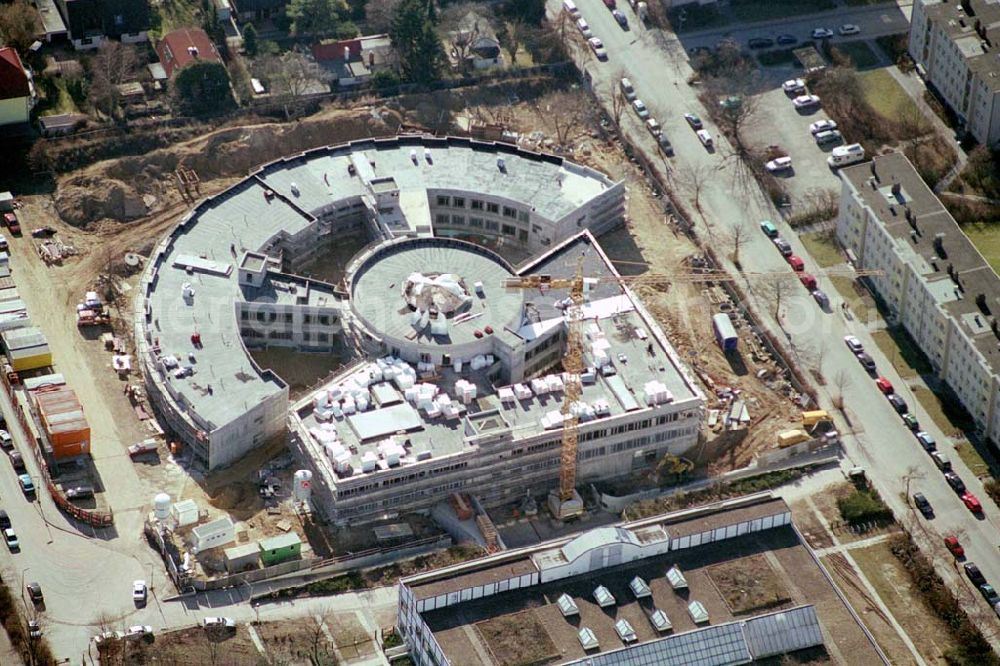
[0,48,36,126]
[311,34,395,87]
[156,28,223,78]
[448,10,503,70]
[54,0,152,50]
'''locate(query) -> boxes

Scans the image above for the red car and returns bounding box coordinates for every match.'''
[944,535,965,559]
[875,376,893,394]
[962,492,983,514]
[786,255,804,272]
[603,0,616,7]
[798,273,817,290]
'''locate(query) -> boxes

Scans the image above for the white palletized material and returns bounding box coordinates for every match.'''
[334,451,351,473]
[498,386,515,403]
[361,451,378,472]
[546,374,565,392]
[514,383,533,400]
[530,377,549,395]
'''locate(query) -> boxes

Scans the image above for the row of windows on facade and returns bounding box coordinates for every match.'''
[241,329,331,342]
[337,461,471,498]
[436,195,530,222]
[239,310,336,325]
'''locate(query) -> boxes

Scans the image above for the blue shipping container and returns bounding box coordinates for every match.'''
[712,313,738,351]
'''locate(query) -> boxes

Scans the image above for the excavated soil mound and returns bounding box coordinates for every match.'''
[54,175,148,227]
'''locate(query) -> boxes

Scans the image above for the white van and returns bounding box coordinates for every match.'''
[620,77,636,101]
[563,0,579,16]
[827,143,865,168]
[696,129,713,147]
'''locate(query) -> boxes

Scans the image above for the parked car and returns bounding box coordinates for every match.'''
[93,630,123,646]
[798,273,817,290]
[125,625,153,642]
[792,94,821,109]
[576,18,592,38]
[26,582,42,604]
[931,451,951,471]
[856,352,876,373]
[7,448,23,471]
[748,37,774,49]
[981,584,1000,605]
[773,238,793,257]
[203,617,236,630]
[888,394,908,413]
[3,528,18,551]
[760,220,778,238]
[786,255,804,271]
[645,118,661,136]
[782,78,806,94]
[812,289,829,309]
[133,580,147,605]
[632,99,649,119]
[812,27,834,39]
[966,562,987,586]
[944,535,965,558]
[962,491,983,513]
[945,472,965,493]
[810,119,838,134]
[27,620,41,639]
[0,510,10,529]
[30,226,55,239]
[0,430,12,450]
[612,9,628,27]
[839,24,861,36]
[696,129,713,147]
[684,113,703,129]
[916,431,936,451]
[844,335,863,353]
[588,37,608,60]
[875,376,893,394]
[620,77,636,101]
[766,156,793,173]
[656,134,674,157]
[776,34,798,45]
[903,413,919,430]
[65,485,95,501]
[913,492,933,518]
[127,439,158,459]
[18,474,34,495]
[814,129,843,145]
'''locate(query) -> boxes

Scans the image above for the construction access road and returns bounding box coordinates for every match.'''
[554,0,1000,640]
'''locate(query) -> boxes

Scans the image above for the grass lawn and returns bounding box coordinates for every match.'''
[708,554,791,614]
[799,229,844,268]
[849,542,958,662]
[730,0,836,23]
[859,69,920,122]
[756,49,798,67]
[954,441,991,478]
[829,276,874,324]
[961,222,1000,275]
[869,327,932,379]
[35,77,79,116]
[833,41,881,69]
[151,0,201,39]
[912,385,975,437]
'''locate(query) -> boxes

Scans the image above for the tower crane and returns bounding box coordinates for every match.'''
[504,263,883,520]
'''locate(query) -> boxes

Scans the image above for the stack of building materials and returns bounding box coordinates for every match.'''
[0,298,29,332]
[530,377,550,395]
[454,379,477,404]
[498,386,515,404]
[513,383,533,400]
[378,437,404,466]
[32,386,90,459]
[642,380,673,406]
[546,374,565,393]
[361,451,378,472]
[2,326,51,371]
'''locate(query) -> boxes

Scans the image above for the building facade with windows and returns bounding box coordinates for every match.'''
[836,152,1000,445]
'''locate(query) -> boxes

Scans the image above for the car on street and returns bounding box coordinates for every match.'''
[839,24,861,36]
[810,119,838,134]
[776,34,797,45]
[26,582,42,603]
[773,238,793,257]
[815,129,843,145]
[3,528,18,551]
[93,630,123,646]
[748,37,774,49]
[588,37,608,60]
[656,134,674,157]
[576,18,592,38]
[620,77,636,101]
[760,220,778,238]
[812,290,829,309]
[27,620,41,639]
[612,9,628,27]
[962,491,983,513]
[684,113,703,129]
[888,394,908,413]
[966,562,987,585]
[632,99,649,119]
[944,535,965,558]
[792,94,821,109]
[7,448,23,471]
[602,0,616,7]
[982,584,1000,605]
[903,413,919,430]
[812,27,834,39]
[782,78,806,94]
[798,273,817,290]
[786,255,804,271]
[696,129,713,147]
[913,492,933,518]
[18,474,34,495]
[875,376,893,394]
[0,430,12,450]
[133,580,148,605]
[645,118,661,136]
[856,352,876,373]
[66,485,95,501]
[931,451,951,471]
[203,617,237,630]
[0,510,10,529]
[944,472,965,493]
[844,335,863,353]
[125,625,153,641]
[916,431,936,451]
[765,156,793,173]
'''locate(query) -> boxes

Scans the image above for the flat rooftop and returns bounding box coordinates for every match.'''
[842,152,1000,371]
[418,514,880,664]
[924,0,1000,90]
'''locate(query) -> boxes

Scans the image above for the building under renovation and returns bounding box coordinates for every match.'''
[135,135,703,522]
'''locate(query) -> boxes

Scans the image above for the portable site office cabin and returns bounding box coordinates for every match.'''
[712,313,738,351]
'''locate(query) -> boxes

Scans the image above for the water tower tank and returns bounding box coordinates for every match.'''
[293,470,313,503]
[153,492,171,520]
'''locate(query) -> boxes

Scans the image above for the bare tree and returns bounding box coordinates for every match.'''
[89,41,139,118]
[530,90,591,147]
[725,218,751,268]
[441,3,493,70]
[309,609,340,665]
[755,273,793,322]
[497,18,524,65]
[675,162,714,215]
[831,369,850,410]
[608,79,627,128]
[365,0,402,33]
[901,465,925,501]
[254,52,332,119]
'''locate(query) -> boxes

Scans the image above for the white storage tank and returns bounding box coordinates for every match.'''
[293,470,313,503]
[153,492,171,520]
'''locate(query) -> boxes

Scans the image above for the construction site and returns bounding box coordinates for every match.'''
[0,83,833,578]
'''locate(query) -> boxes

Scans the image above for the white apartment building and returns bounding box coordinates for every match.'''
[836,152,1000,445]
[909,0,1000,146]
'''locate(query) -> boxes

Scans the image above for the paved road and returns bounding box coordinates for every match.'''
[557,0,1000,638]
[675,1,912,50]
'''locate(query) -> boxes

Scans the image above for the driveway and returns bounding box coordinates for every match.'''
[556,0,1000,639]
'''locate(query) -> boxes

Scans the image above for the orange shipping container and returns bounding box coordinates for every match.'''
[51,439,89,459]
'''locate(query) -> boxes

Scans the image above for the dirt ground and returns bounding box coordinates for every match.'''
[120,625,260,666]
[707,553,792,615]
[254,617,339,665]
[475,609,558,666]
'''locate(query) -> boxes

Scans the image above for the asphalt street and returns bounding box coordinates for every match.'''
[557,0,1000,636]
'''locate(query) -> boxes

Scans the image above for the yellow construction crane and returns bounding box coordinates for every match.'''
[504,263,883,520]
